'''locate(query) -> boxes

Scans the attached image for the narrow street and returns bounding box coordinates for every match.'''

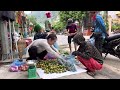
[0,11,120,79]
[0,35,120,79]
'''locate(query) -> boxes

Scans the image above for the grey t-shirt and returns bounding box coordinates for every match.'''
[26,39,61,58]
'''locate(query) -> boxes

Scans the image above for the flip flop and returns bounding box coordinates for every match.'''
[87,71,96,77]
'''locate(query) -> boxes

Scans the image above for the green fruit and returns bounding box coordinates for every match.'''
[37,59,68,74]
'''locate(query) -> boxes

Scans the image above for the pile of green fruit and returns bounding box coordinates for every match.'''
[63,51,69,55]
[59,50,69,55]
[36,60,67,74]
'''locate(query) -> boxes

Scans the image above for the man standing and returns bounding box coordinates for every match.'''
[89,11,109,55]
[66,18,77,53]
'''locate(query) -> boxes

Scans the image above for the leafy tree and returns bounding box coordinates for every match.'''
[59,11,87,24]
[111,23,120,31]
[105,22,109,31]
[53,21,65,33]
[27,15,37,26]
[52,11,87,32]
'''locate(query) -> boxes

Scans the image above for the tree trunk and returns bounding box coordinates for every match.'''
[78,19,81,33]
[0,20,10,60]
[79,19,84,33]
[105,11,108,25]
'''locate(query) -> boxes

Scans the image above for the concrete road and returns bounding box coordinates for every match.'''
[0,35,120,79]
[58,35,120,79]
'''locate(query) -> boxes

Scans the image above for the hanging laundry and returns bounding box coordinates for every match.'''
[45,20,51,32]
[45,11,51,18]
[15,11,18,24]
[17,11,22,25]
[0,11,15,22]
[22,16,26,25]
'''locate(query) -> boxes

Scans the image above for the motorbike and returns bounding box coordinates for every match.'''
[90,30,120,59]
[102,33,120,59]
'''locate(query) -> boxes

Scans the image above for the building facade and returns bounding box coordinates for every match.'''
[108,11,120,24]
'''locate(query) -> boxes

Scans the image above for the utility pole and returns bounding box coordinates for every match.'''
[104,11,108,25]
[8,19,13,60]
[108,15,112,35]
[0,20,10,60]
[106,11,108,24]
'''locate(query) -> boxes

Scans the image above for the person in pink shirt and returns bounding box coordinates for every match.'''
[66,18,77,53]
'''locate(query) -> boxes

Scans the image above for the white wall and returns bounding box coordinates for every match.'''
[108,11,118,19]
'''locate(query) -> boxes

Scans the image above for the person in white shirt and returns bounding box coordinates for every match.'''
[26,34,61,60]
[13,31,20,43]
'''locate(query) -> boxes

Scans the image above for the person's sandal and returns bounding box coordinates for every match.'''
[87,71,96,77]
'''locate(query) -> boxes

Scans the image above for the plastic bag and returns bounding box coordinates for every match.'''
[19,64,29,71]
[44,53,57,59]
[64,55,75,64]
[62,54,80,65]
[64,60,76,72]
[57,56,77,72]
[11,60,25,67]
[9,60,26,72]
[9,66,19,72]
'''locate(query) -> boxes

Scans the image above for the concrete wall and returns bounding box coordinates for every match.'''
[108,11,118,19]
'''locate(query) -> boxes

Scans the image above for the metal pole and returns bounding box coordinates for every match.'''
[18,23,19,33]
[0,20,10,61]
[81,20,84,33]
[13,22,18,53]
[108,15,112,35]
[0,21,2,60]
[8,20,13,60]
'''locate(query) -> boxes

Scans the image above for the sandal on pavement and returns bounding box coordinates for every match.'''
[87,71,96,77]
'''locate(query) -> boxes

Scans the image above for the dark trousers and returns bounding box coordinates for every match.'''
[27,46,47,60]
[93,32,103,56]
[95,37,103,56]
[68,35,75,44]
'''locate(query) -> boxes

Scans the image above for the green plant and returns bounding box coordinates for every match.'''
[116,24,120,29]
[53,11,87,33]
[27,15,37,26]
[105,22,109,31]
[112,25,117,31]
[59,11,86,24]
[53,21,65,32]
